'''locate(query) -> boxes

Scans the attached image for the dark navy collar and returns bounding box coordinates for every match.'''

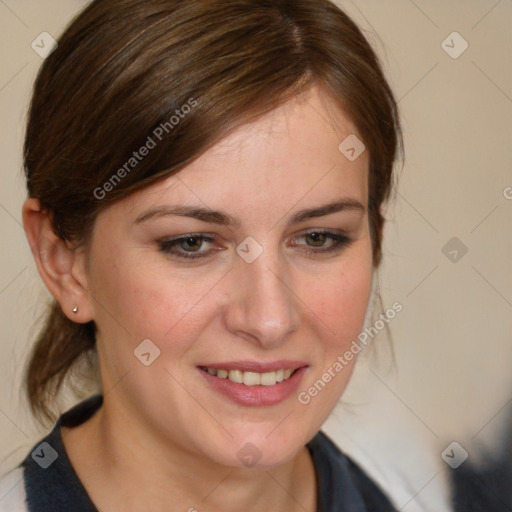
[21,394,395,511]
[308,431,395,511]
[22,395,102,512]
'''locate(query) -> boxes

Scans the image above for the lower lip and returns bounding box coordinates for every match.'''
[198,367,307,406]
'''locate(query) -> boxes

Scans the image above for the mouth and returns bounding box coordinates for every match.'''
[197,362,308,407]
[198,366,297,386]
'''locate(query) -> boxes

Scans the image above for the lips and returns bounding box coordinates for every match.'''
[197,361,308,406]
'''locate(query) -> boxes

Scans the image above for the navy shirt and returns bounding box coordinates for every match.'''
[13,395,396,511]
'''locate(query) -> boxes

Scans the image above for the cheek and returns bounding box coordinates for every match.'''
[90,236,372,359]
[307,250,373,348]
[298,250,373,410]
[89,252,221,354]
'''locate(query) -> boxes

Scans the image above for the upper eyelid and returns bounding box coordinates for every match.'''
[158,230,353,262]
[159,229,351,251]
[161,228,348,242]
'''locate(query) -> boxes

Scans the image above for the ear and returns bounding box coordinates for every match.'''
[22,198,94,323]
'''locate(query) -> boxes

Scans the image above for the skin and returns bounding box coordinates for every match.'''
[23,85,373,512]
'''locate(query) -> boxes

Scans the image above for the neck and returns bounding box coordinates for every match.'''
[62,398,317,512]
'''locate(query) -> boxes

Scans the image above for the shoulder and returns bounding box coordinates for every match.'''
[2,395,103,512]
[0,467,28,512]
[307,431,396,511]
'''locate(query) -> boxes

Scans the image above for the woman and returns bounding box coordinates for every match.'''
[0,0,401,510]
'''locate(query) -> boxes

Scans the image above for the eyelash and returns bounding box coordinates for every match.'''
[158,230,353,260]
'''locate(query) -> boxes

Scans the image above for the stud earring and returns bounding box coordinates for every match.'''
[72,306,79,314]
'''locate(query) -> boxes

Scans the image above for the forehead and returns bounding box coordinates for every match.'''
[121,86,369,224]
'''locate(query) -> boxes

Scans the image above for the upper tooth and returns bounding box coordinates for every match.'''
[207,368,295,386]
[260,371,277,386]
[228,369,243,384]
[243,371,261,386]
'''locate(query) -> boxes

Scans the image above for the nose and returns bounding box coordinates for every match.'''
[224,249,301,348]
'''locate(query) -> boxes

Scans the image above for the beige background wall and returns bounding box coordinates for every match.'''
[1,1,511,510]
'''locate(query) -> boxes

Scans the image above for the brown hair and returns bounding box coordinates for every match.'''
[23,0,402,425]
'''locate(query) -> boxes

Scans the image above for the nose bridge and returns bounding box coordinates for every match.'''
[227,244,301,346]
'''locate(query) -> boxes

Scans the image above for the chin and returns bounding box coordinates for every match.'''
[203,431,307,470]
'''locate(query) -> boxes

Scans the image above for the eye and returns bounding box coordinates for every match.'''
[291,229,353,255]
[158,229,353,261]
[158,234,217,259]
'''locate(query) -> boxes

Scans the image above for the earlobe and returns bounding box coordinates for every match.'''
[22,198,94,323]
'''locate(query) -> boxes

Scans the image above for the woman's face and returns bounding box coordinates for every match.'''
[81,85,373,468]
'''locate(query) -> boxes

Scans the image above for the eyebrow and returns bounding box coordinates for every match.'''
[135,198,365,227]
